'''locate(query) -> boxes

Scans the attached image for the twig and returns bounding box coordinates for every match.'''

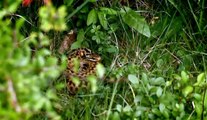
[11,13,34,26]
[7,77,21,113]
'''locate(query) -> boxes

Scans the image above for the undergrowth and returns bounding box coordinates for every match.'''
[0,0,207,119]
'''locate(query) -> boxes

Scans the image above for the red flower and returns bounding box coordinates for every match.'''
[22,0,51,7]
[22,0,33,7]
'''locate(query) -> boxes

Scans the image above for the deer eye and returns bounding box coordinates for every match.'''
[80,52,84,56]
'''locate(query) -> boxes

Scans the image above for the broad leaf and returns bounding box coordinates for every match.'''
[150,77,165,86]
[98,12,108,29]
[194,72,205,86]
[122,9,151,37]
[71,29,85,49]
[156,87,163,97]
[182,85,193,97]
[156,59,164,68]
[87,75,97,93]
[96,63,105,79]
[181,71,189,84]
[100,7,117,15]
[159,103,165,113]
[87,9,97,26]
[128,74,139,85]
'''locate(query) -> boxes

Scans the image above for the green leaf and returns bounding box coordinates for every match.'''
[152,108,161,116]
[39,5,67,31]
[181,71,189,84]
[96,63,105,79]
[71,29,85,49]
[166,81,172,87]
[128,74,139,85]
[70,42,82,50]
[71,77,80,86]
[182,85,193,97]
[123,105,132,112]
[87,9,97,26]
[116,104,122,112]
[108,23,119,32]
[65,0,74,6]
[163,110,169,118]
[159,103,165,113]
[150,77,165,86]
[37,55,45,67]
[18,57,29,67]
[46,89,57,99]
[46,57,58,66]
[194,72,205,86]
[106,45,117,53]
[16,18,25,30]
[98,12,108,29]
[111,112,120,120]
[77,29,85,42]
[175,103,184,112]
[34,96,45,111]
[0,10,7,19]
[142,73,148,84]
[100,7,117,15]
[87,75,97,93]
[193,93,202,101]
[195,101,202,117]
[122,8,151,37]
[134,96,143,103]
[8,1,21,13]
[156,87,163,97]
[173,74,181,80]
[156,59,164,68]
[90,0,97,2]
[38,49,51,56]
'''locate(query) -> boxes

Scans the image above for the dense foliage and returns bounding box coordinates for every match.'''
[0,0,207,119]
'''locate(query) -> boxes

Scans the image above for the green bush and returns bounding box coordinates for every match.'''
[1,0,207,119]
[0,1,66,119]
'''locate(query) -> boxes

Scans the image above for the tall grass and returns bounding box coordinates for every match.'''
[7,0,207,119]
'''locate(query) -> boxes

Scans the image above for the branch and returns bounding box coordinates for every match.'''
[7,77,21,113]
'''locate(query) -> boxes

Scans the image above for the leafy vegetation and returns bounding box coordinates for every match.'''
[0,0,207,119]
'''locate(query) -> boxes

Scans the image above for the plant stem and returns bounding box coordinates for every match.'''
[66,0,90,23]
